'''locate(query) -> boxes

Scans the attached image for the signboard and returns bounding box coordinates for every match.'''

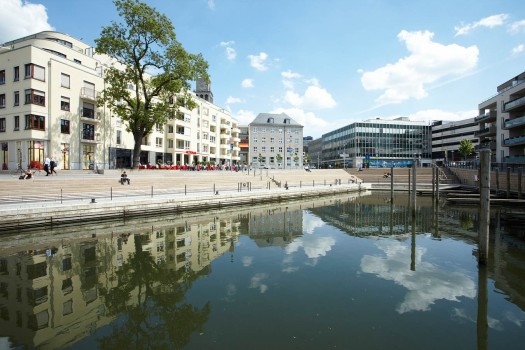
[185,151,197,154]
[339,153,349,158]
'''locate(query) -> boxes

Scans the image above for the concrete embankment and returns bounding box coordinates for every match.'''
[0,169,367,232]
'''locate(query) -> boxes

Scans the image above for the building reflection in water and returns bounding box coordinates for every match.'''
[0,191,523,349]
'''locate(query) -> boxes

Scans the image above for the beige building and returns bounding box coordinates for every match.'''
[0,31,239,171]
[476,70,525,164]
[248,112,304,169]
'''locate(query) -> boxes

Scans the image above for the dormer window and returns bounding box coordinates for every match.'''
[268,117,274,123]
[284,118,290,124]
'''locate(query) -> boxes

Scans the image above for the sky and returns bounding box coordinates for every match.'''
[1,0,524,138]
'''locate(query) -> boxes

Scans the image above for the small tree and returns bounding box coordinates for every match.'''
[276,154,283,168]
[96,0,208,168]
[459,139,474,161]
[293,153,299,167]
[257,153,264,167]
[304,153,311,166]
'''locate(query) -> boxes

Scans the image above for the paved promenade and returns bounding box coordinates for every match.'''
[0,168,369,231]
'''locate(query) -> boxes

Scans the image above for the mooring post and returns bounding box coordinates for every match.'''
[390,166,394,203]
[477,263,488,350]
[479,149,490,265]
[432,165,435,198]
[519,168,523,199]
[436,167,440,204]
[495,168,499,195]
[411,162,417,216]
[408,167,411,196]
[506,167,511,199]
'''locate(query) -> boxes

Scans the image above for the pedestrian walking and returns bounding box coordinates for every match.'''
[50,157,57,175]
[44,156,51,176]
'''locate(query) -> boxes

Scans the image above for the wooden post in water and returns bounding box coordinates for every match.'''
[390,166,394,203]
[411,162,417,216]
[477,263,488,350]
[435,166,440,204]
[479,149,490,265]
[408,167,411,196]
[432,165,435,198]
[495,168,499,195]
[519,168,523,199]
[506,167,511,199]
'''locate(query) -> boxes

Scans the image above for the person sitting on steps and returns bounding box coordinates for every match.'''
[19,169,33,180]
[120,171,130,185]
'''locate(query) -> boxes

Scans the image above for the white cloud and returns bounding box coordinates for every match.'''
[303,213,326,234]
[281,70,302,79]
[233,109,256,125]
[361,30,479,105]
[242,256,253,267]
[361,240,476,314]
[512,44,524,55]
[241,78,254,88]
[285,231,335,259]
[207,0,215,10]
[0,0,54,43]
[249,273,269,293]
[248,52,269,71]
[226,96,242,104]
[270,107,331,137]
[509,19,525,34]
[220,41,236,60]
[405,109,477,123]
[455,14,509,36]
[284,85,336,110]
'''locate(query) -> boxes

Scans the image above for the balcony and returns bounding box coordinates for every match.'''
[80,87,98,101]
[503,115,525,129]
[504,95,525,112]
[503,135,525,146]
[81,133,100,144]
[474,125,496,137]
[81,109,102,123]
[504,155,525,164]
[474,110,497,123]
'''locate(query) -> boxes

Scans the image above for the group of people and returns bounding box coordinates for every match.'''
[44,156,57,176]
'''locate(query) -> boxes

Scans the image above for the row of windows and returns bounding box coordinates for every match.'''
[252,137,300,144]
[0,115,46,132]
[252,146,299,153]
[252,127,300,134]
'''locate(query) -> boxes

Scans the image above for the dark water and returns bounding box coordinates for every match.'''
[0,192,524,350]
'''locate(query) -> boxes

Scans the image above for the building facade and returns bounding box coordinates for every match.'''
[248,113,304,168]
[431,118,479,164]
[0,31,239,171]
[477,71,525,164]
[322,117,432,168]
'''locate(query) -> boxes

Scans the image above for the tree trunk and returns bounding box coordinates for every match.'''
[133,131,144,168]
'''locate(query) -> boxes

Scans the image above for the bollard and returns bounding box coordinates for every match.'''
[507,167,511,199]
[479,149,490,264]
[519,168,523,199]
[411,162,416,217]
[390,166,394,203]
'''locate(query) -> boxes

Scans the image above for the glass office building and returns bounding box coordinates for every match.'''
[322,118,432,168]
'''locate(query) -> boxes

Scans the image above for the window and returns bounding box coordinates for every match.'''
[252,127,258,133]
[253,146,258,152]
[25,89,45,106]
[14,116,19,131]
[13,66,19,81]
[82,102,94,118]
[24,64,45,81]
[0,118,5,132]
[167,125,173,133]
[62,257,72,271]
[63,300,73,316]
[74,59,82,64]
[116,130,121,144]
[25,114,45,131]
[0,70,4,84]
[262,146,266,152]
[156,137,163,147]
[27,262,47,279]
[184,141,190,150]
[270,137,275,143]
[168,139,173,148]
[61,73,70,88]
[82,123,95,140]
[279,147,283,153]
[176,126,184,134]
[270,147,275,153]
[14,91,19,106]
[61,96,70,111]
[60,119,70,134]
[253,137,258,143]
[0,94,5,108]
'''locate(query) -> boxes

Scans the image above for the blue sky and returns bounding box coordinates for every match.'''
[1,0,524,138]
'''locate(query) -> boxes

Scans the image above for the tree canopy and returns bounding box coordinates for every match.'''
[458,139,475,161]
[95,0,209,168]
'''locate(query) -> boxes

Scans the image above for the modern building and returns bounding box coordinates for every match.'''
[476,71,525,164]
[322,117,432,168]
[248,113,304,168]
[431,118,478,164]
[0,31,239,171]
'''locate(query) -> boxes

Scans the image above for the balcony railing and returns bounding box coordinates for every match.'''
[504,95,525,112]
[503,135,525,146]
[474,110,496,122]
[504,155,525,164]
[80,87,97,101]
[474,125,496,137]
[503,115,525,129]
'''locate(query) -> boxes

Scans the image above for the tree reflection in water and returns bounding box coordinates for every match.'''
[98,234,210,349]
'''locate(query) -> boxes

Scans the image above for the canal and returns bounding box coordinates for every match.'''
[0,191,524,349]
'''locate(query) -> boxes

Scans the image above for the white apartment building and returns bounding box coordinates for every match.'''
[0,31,239,171]
[248,113,304,168]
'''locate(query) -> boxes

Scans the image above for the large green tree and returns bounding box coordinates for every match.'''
[458,139,474,161]
[95,0,209,168]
